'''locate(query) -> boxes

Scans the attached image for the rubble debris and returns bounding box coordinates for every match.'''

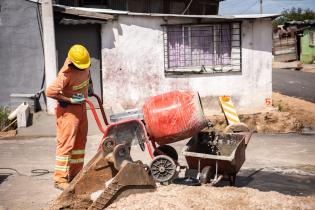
[107,185,315,210]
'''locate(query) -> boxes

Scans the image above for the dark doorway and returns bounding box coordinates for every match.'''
[55,24,102,100]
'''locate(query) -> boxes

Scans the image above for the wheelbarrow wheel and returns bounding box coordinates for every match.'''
[153,145,178,161]
[200,166,214,184]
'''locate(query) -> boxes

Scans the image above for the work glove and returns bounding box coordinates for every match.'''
[70,93,85,104]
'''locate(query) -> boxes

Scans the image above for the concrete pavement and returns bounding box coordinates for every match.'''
[0,133,315,209]
[273,68,315,103]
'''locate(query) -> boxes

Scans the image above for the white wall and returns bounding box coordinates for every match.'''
[101,16,272,115]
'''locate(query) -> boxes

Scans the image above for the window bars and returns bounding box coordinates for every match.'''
[163,22,241,74]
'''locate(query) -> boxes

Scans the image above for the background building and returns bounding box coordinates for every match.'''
[0,0,276,115]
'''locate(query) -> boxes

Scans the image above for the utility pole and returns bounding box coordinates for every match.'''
[41,0,57,114]
[260,0,263,14]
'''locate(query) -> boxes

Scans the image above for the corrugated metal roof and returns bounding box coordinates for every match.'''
[27,0,279,20]
[233,14,279,19]
[56,5,279,20]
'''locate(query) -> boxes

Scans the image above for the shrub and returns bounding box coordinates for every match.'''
[0,106,11,131]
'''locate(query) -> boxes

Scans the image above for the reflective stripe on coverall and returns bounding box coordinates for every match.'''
[46,58,89,183]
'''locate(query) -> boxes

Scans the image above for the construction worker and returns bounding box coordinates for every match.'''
[46,44,92,190]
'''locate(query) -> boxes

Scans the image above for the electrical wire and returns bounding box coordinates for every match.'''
[220,0,251,9]
[239,0,259,14]
[35,0,47,106]
[0,168,52,177]
[266,0,287,11]
[182,0,194,15]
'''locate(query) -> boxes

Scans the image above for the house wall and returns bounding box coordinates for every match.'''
[101,16,272,114]
[0,0,44,107]
[300,27,315,64]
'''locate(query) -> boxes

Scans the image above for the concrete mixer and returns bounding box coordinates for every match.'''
[49,90,250,209]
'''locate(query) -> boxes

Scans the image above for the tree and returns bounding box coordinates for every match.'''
[272,7,315,27]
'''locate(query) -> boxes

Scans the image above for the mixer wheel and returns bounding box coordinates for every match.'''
[153,145,178,161]
[150,155,177,184]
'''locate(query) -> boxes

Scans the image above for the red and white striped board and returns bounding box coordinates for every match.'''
[219,96,240,125]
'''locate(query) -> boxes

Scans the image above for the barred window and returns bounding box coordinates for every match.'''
[163,23,241,74]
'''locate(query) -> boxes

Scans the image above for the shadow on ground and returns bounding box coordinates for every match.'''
[0,173,11,185]
[233,168,315,196]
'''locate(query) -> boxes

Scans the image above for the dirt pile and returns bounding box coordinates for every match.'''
[273,92,315,129]
[208,92,315,133]
[108,185,315,210]
[209,111,303,133]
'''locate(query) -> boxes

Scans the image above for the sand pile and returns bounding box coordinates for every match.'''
[209,111,303,133]
[108,185,315,210]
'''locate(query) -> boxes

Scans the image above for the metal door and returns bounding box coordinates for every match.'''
[55,24,102,100]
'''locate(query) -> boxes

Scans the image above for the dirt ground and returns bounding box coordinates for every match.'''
[302,64,315,73]
[1,133,315,210]
[107,185,315,210]
[272,61,315,73]
[272,92,315,129]
[208,92,315,133]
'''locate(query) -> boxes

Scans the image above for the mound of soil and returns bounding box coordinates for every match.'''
[207,92,315,133]
[108,185,315,210]
[272,92,315,129]
[209,111,303,133]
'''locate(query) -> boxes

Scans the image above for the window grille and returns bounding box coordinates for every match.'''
[163,22,241,74]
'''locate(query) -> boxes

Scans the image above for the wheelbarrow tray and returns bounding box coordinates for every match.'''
[182,132,250,176]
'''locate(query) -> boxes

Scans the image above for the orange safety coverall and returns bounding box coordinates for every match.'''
[46,58,90,183]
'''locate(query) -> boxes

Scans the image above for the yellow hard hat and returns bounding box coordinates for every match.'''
[68,44,91,70]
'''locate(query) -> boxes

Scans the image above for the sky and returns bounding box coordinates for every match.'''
[219,0,315,15]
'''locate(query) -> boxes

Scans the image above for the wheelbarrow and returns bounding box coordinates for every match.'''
[182,129,252,186]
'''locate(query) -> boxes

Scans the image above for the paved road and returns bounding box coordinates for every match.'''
[273,69,315,103]
[0,134,315,209]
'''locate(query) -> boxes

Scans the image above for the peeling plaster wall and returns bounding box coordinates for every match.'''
[101,16,272,114]
[0,0,44,107]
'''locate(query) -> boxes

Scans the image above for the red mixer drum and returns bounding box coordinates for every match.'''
[143,90,208,145]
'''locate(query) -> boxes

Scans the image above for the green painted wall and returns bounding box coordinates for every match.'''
[300,27,315,64]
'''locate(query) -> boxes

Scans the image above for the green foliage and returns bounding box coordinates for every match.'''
[272,7,315,27]
[282,7,315,21]
[273,100,284,112]
[277,103,283,112]
[0,106,10,130]
[272,16,289,27]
